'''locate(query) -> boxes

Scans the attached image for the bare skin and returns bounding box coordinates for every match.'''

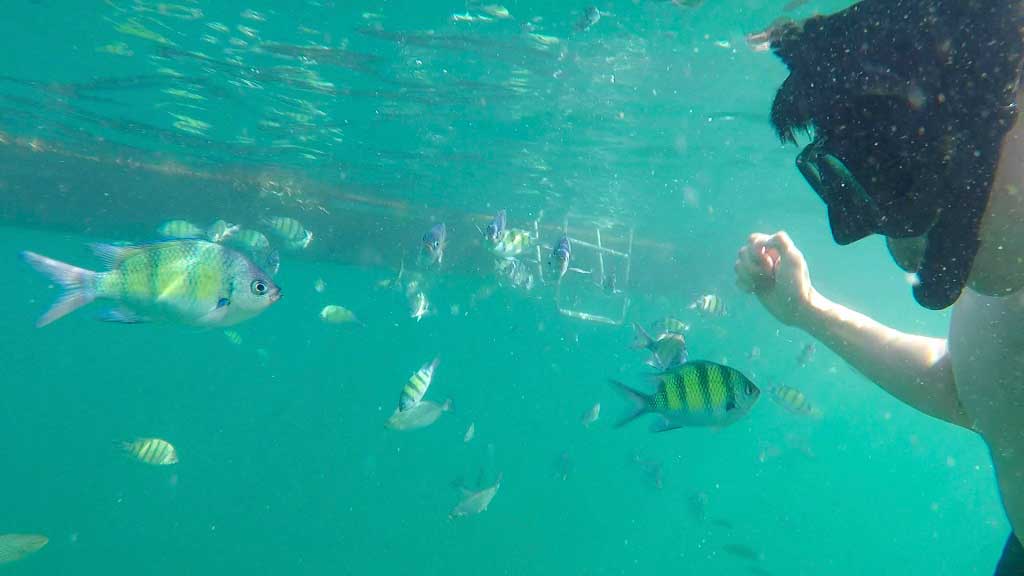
[735,102,1024,550]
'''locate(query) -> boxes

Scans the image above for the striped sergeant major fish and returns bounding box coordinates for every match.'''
[611,361,760,432]
[400,357,440,411]
[770,385,823,419]
[689,293,727,316]
[120,437,178,465]
[21,239,280,327]
[264,216,313,250]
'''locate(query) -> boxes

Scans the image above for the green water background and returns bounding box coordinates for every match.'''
[0,0,1012,574]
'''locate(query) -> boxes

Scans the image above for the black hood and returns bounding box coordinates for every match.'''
[765,0,1024,309]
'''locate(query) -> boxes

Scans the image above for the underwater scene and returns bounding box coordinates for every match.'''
[0,0,1015,574]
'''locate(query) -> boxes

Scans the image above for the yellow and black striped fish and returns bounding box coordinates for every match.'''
[690,294,727,316]
[399,357,440,411]
[770,385,823,419]
[121,437,178,465]
[611,361,760,432]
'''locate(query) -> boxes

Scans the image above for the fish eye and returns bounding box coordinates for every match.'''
[251,280,268,295]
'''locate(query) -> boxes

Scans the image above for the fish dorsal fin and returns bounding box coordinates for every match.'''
[89,243,143,269]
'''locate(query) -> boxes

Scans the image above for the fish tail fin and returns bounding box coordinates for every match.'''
[631,322,653,349]
[609,379,650,428]
[21,251,98,327]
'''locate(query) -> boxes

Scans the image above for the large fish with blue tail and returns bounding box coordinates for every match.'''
[21,239,281,327]
[610,361,760,432]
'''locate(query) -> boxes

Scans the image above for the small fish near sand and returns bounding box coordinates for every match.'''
[0,534,48,564]
[385,399,452,431]
[121,437,179,465]
[611,361,760,432]
[450,474,502,519]
[21,239,280,328]
[320,304,362,326]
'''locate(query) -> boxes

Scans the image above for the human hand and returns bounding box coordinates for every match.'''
[734,231,816,327]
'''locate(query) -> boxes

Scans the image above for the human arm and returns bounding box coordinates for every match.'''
[735,231,971,429]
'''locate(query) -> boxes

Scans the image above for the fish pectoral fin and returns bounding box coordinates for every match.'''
[650,417,684,433]
[198,298,231,324]
[99,308,149,324]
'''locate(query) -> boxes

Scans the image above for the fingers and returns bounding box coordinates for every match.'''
[737,231,793,293]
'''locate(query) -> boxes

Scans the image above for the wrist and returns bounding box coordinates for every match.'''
[791,288,830,331]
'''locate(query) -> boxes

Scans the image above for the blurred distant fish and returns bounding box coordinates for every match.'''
[0,534,48,564]
[206,219,239,243]
[480,4,512,19]
[450,474,502,519]
[400,357,440,411]
[690,293,727,316]
[549,234,571,280]
[554,451,573,481]
[21,240,280,327]
[121,437,178,465]
[653,317,690,335]
[491,228,533,259]
[223,229,279,276]
[264,216,313,250]
[157,219,204,239]
[576,6,602,31]
[314,278,327,293]
[222,329,243,346]
[385,399,452,431]
[599,271,622,295]
[610,361,760,432]
[632,453,664,489]
[464,422,476,443]
[320,304,361,326]
[632,322,687,370]
[482,209,507,242]
[723,543,763,562]
[770,385,823,419]
[377,255,406,291]
[582,402,601,427]
[748,346,762,361]
[797,343,816,366]
[420,223,447,266]
[411,291,430,321]
[688,491,709,521]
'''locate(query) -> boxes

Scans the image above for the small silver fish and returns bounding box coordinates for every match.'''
[582,402,601,427]
[421,223,447,266]
[385,399,452,431]
[576,6,601,31]
[411,291,430,322]
[449,474,502,519]
[464,422,476,443]
[320,304,361,325]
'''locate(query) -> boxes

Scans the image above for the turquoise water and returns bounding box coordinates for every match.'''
[0,1,1011,574]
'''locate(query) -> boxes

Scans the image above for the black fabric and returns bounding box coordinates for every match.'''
[996,533,1024,576]
[765,0,1024,310]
